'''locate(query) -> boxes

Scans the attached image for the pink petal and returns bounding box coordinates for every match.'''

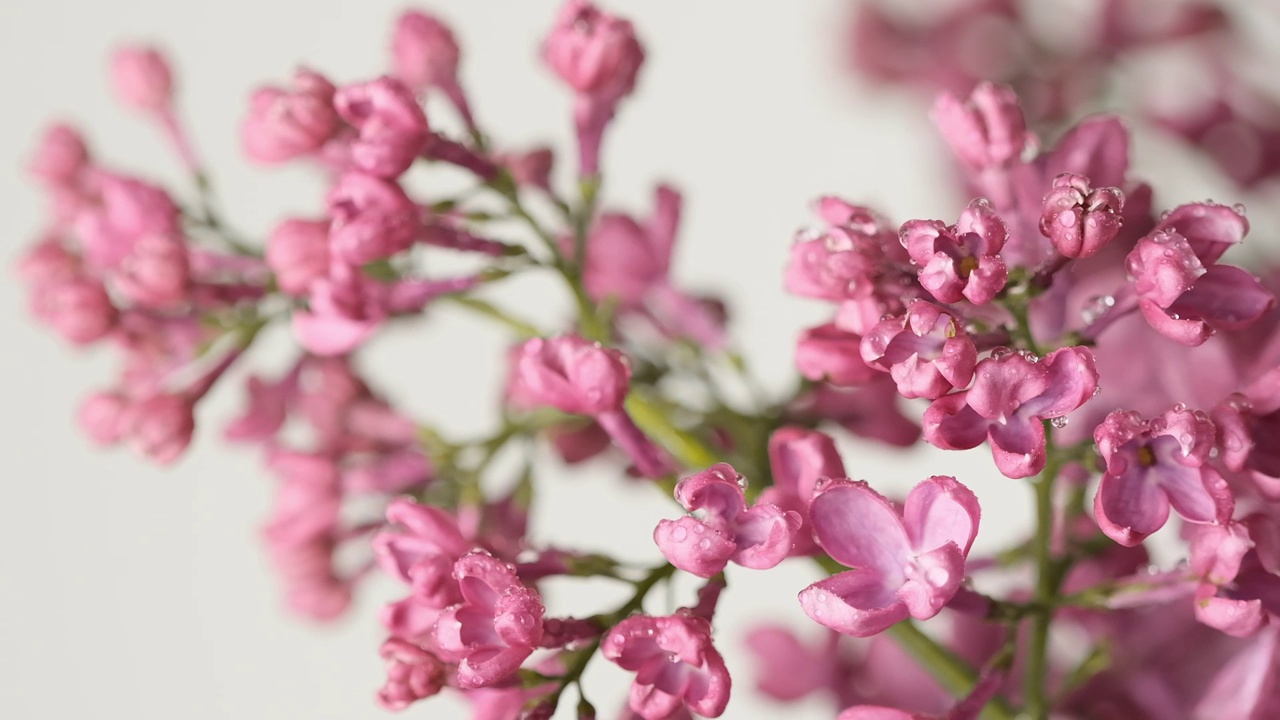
[654,517,735,578]
[809,482,910,574]
[292,310,379,357]
[1018,346,1098,418]
[1095,469,1171,546]
[767,427,845,502]
[896,543,965,620]
[1172,265,1275,329]
[903,476,980,556]
[1042,115,1129,188]
[1154,203,1248,265]
[839,707,920,720]
[1139,299,1213,346]
[799,570,909,637]
[1194,584,1268,638]
[732,505,802,570]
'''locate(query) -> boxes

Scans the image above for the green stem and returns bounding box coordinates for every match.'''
[625,393,721,470]
[1023,451,1061,719]
[445,295,545,338]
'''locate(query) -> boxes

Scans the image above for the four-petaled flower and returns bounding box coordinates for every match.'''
[900,199,1009,305]
[435,552,545,689]
[799,476,980,637]
[603,613,732,719]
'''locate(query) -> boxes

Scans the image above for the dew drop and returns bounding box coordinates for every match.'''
[1050,416,1069,429]
[926,567,951,587]
[672,525,689,542]
[1233,203,1247,216]
[698,539,713,551]
[735,473,749,490]
[1081,295,1115,324]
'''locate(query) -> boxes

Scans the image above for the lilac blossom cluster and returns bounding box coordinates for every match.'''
[16,2,1280,719]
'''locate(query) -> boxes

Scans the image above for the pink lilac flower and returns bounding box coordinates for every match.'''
[602,613,731,719]
[788,379,921,448]
[375,637,446,711]
[121,392,196,465]
[265,217,331,296]
[261,449,353,621]
[333,77,430,179]
[932,82,1034,171]
[326,171,420,265]
[1189,515,1280,637]
[900,198,1009,305]
[795,323,878,387]
[923,347,1099,478]
[581,184,679,308]
[77,390,129,446]
[113,232,191,308]
[860,300,977,399]
[1039,172,1126,259]
[374,497,473,638]
[1093,405,1233,546]
[29,273,117,345]
[759,427,846,556]
[799,476,980,637]
[1192,625,1280,718]
[434,552,545,688]
[75,172,180,271]
[512,335,665,477]
[786,201,906,304]
[653,463,801,577]
[241,69,340,164]
[1214,368,1280,500]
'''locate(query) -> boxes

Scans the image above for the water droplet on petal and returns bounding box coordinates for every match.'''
[672,525,689,542]
[1050,416,1069,429]
[1233,203,1247,216]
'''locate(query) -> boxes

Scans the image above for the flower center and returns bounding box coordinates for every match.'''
[1137,445,1157,467]
[958,255,979,278]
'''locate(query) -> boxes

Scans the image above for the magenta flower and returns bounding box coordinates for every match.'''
[333,77,429,179]
[434,552,545,688]
[109,45,173,114]
[241,69,340,164]
[789,379,922,448]
[326,171,420,265]
[861,300,977,400]
[1093,406,1233,546]
[786,203,903,302]
[374,497,472,612]
[799,476,980,637]
[900,199,1009,305]
[759,427,846,556]
[512,335,630,415]
[375,638,446,711]
[653,463,801,577]
[923,347,1099,479]
[265,217,330,296]
[602,613,732,719]
[796,322,878,387]
[1188,521,1273,637]
[581,184,679,308]
[932,82,1034,171]
[1039,172,1125,258]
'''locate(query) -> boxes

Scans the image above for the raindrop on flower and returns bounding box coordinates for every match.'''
[1050,416,1069,429]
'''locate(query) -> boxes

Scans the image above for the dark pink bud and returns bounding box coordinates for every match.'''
[109,45,174,113]
[543,0,644,100]
[1040,173,1125,258]
[376,638,445,711]
[326,172,419,265]
[241,69,340,164]
[391,11,461,95]
[266,217,331,296]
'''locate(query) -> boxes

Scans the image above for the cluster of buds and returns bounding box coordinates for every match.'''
[18,3,1280,720]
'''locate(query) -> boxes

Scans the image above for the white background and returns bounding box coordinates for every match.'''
[0,1,1274,718]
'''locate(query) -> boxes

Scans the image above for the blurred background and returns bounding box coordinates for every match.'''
[3,0,1280,718]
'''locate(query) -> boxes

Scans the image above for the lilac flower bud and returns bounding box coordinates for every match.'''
[391,11,461,95]
[932,82,1033,170]
[512,335,631,416]
[334,77,430,179]
[241,69,340,164]
[122,392,196,465]
[795,322,878,387]
[861,300,977,400]
[28,124,90,186]
[434,552,545,688]
[375,638,445,711]
[266,218,331,296]
[543,0,644,100]
[109,44,174,113]
[1040,173,1125,258]
[78,391,129,446]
